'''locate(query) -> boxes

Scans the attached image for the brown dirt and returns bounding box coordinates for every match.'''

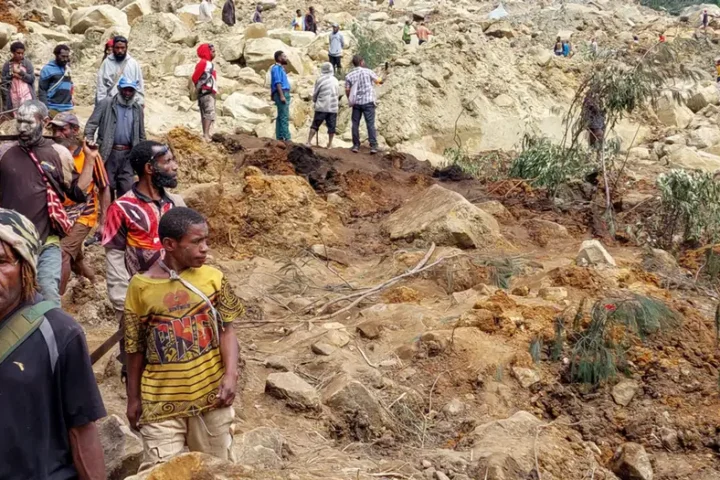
[0,3,26,32]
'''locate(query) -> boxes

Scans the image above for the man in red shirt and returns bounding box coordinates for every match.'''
[102,140,185,378]
[191,44,218,143]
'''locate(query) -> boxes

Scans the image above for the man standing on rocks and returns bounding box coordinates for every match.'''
[252,4,263,23]
[125,207,243,469]
[329,23,345,73]
[222,0,235,26]
[402,20,415,45]
[49,113,110,294]
[38,44,73,117]
[305,6,317,33]
[0,208,107,480]
[192,44,218,143]
[85,77,146,199]
[96,36,145,106]
[0,100,94,305]
[291,9,304,30]
[416,22,432,45]
[102,140,185,379]
[345,55,382,154]
[271,50,291,141]
[307,62,339,149]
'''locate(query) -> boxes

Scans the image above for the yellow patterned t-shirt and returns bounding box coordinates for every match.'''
[124,265,244,425]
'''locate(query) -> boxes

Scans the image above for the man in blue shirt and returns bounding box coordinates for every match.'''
[38,44,73,117]
[270,51,291,141]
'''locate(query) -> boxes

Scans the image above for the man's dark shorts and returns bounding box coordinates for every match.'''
[311,111,337,134]
[329,54,342,70]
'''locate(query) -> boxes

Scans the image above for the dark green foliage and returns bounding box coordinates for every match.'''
[640,0,719,15]
[350,24,397,70]
[568,294,680,385]
[509,135,593,197]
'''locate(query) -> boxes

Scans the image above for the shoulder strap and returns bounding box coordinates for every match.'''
[0,300,57,369]
[110,59,129,91]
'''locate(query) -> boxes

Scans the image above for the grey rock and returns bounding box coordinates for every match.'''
[234,427,287,469]
[264,355,293,372]
[577,239,616,266]
[322,375,393,441]
[511,367,540,388]
[311,342,336,356]
[611,380,639,407]
[435,472,451,480]
[610,443,653,480]
[98,415,143,480]
[442,398,466,417]
[265,372,320,410]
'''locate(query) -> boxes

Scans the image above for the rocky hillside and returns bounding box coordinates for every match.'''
[5,1,720,480]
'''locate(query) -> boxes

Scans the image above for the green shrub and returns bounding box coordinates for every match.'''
[656,169,720,248]
[350,24,397,69]
[509,135,593,197]
[640,0,719,15]
[442,148,509,181]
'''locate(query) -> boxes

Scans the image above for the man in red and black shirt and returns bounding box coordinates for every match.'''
[102,140,184,374]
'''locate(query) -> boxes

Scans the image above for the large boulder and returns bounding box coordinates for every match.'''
[688,127,720,149]
[471,411,543,473]
[222,92,273,123]
[98,415,143,480]
[485,20,516,38]
[0,23,18,50]
[52,6,70,25]
[245,22,268,39]
[130,13,197,47]
[259,0,278,10]
[128,452,257,480]
[269,29,316,47]
[70,5,129,34]
[610,443,653,480]
[686,85,718,113]
[668,147,720,173]
[324,12,355,28]
[23,22,73,42]
[655,96,694,128]
[219,34,246,62]
[265,372,320,410]
[243,38,304,75]
[383,185,501,249]
[122,0,153,24]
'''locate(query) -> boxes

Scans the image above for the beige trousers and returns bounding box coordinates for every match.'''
[138,406,236,472]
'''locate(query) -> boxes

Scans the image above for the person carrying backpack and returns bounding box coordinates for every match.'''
[191,44,218,142]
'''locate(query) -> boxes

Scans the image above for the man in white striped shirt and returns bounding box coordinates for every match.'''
[344,55,382,154]
[307,62,339,148]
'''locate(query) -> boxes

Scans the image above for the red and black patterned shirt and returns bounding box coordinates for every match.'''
[101,185,183,276]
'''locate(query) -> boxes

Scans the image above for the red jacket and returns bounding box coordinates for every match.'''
[191,43,217,93]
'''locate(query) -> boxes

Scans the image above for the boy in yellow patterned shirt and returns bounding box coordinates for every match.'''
[124,207,243,470]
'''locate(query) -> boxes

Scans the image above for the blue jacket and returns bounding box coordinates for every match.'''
[38,60,73,112]
[270,64,291,94]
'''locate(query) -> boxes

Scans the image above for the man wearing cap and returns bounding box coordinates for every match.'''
[85,77,146,199]
[328,24,345,74]
[0,100,95,305]
[0,208,107,480]
[50,112,111,294]
[95,36,144,106]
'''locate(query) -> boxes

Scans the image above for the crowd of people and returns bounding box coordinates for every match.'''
[0,0,440,475]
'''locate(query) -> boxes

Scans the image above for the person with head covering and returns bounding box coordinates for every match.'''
[102,38,114,62]
[191,44,218,142]
[307,62,339,149]
[222,0,236,26]
[252,4,262,23]
[38,44,73,117]
[95,35,144,106]
[328,24,345,73]
[0,208,107,480]
[0,100,95,305]
[49,112,111,294]
[85,76,146,199]
[1,41,35,114]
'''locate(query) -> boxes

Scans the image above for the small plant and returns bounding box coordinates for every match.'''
[551,316,565,361]
[509,135,594,198]
[529,337,543,364]
[476,256,527,290]
[350,23,397,69]
[655,169,720,249]
[568,294,680,385]
[494,364,505,382]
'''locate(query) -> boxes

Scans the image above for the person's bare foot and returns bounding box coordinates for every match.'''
[326,143,333,149]
[77,260,96,282]
[203,136,212,143]
[305,142,312,147]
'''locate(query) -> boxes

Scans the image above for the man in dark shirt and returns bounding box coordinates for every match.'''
[0,100,94,305]
[85,77,146,200]
[0,208,106,480]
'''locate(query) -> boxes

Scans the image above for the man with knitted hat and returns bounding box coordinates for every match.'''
[86,76,146,199]
[0,208,106,479]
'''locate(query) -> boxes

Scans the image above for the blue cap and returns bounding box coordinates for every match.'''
[118,77,138,90]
